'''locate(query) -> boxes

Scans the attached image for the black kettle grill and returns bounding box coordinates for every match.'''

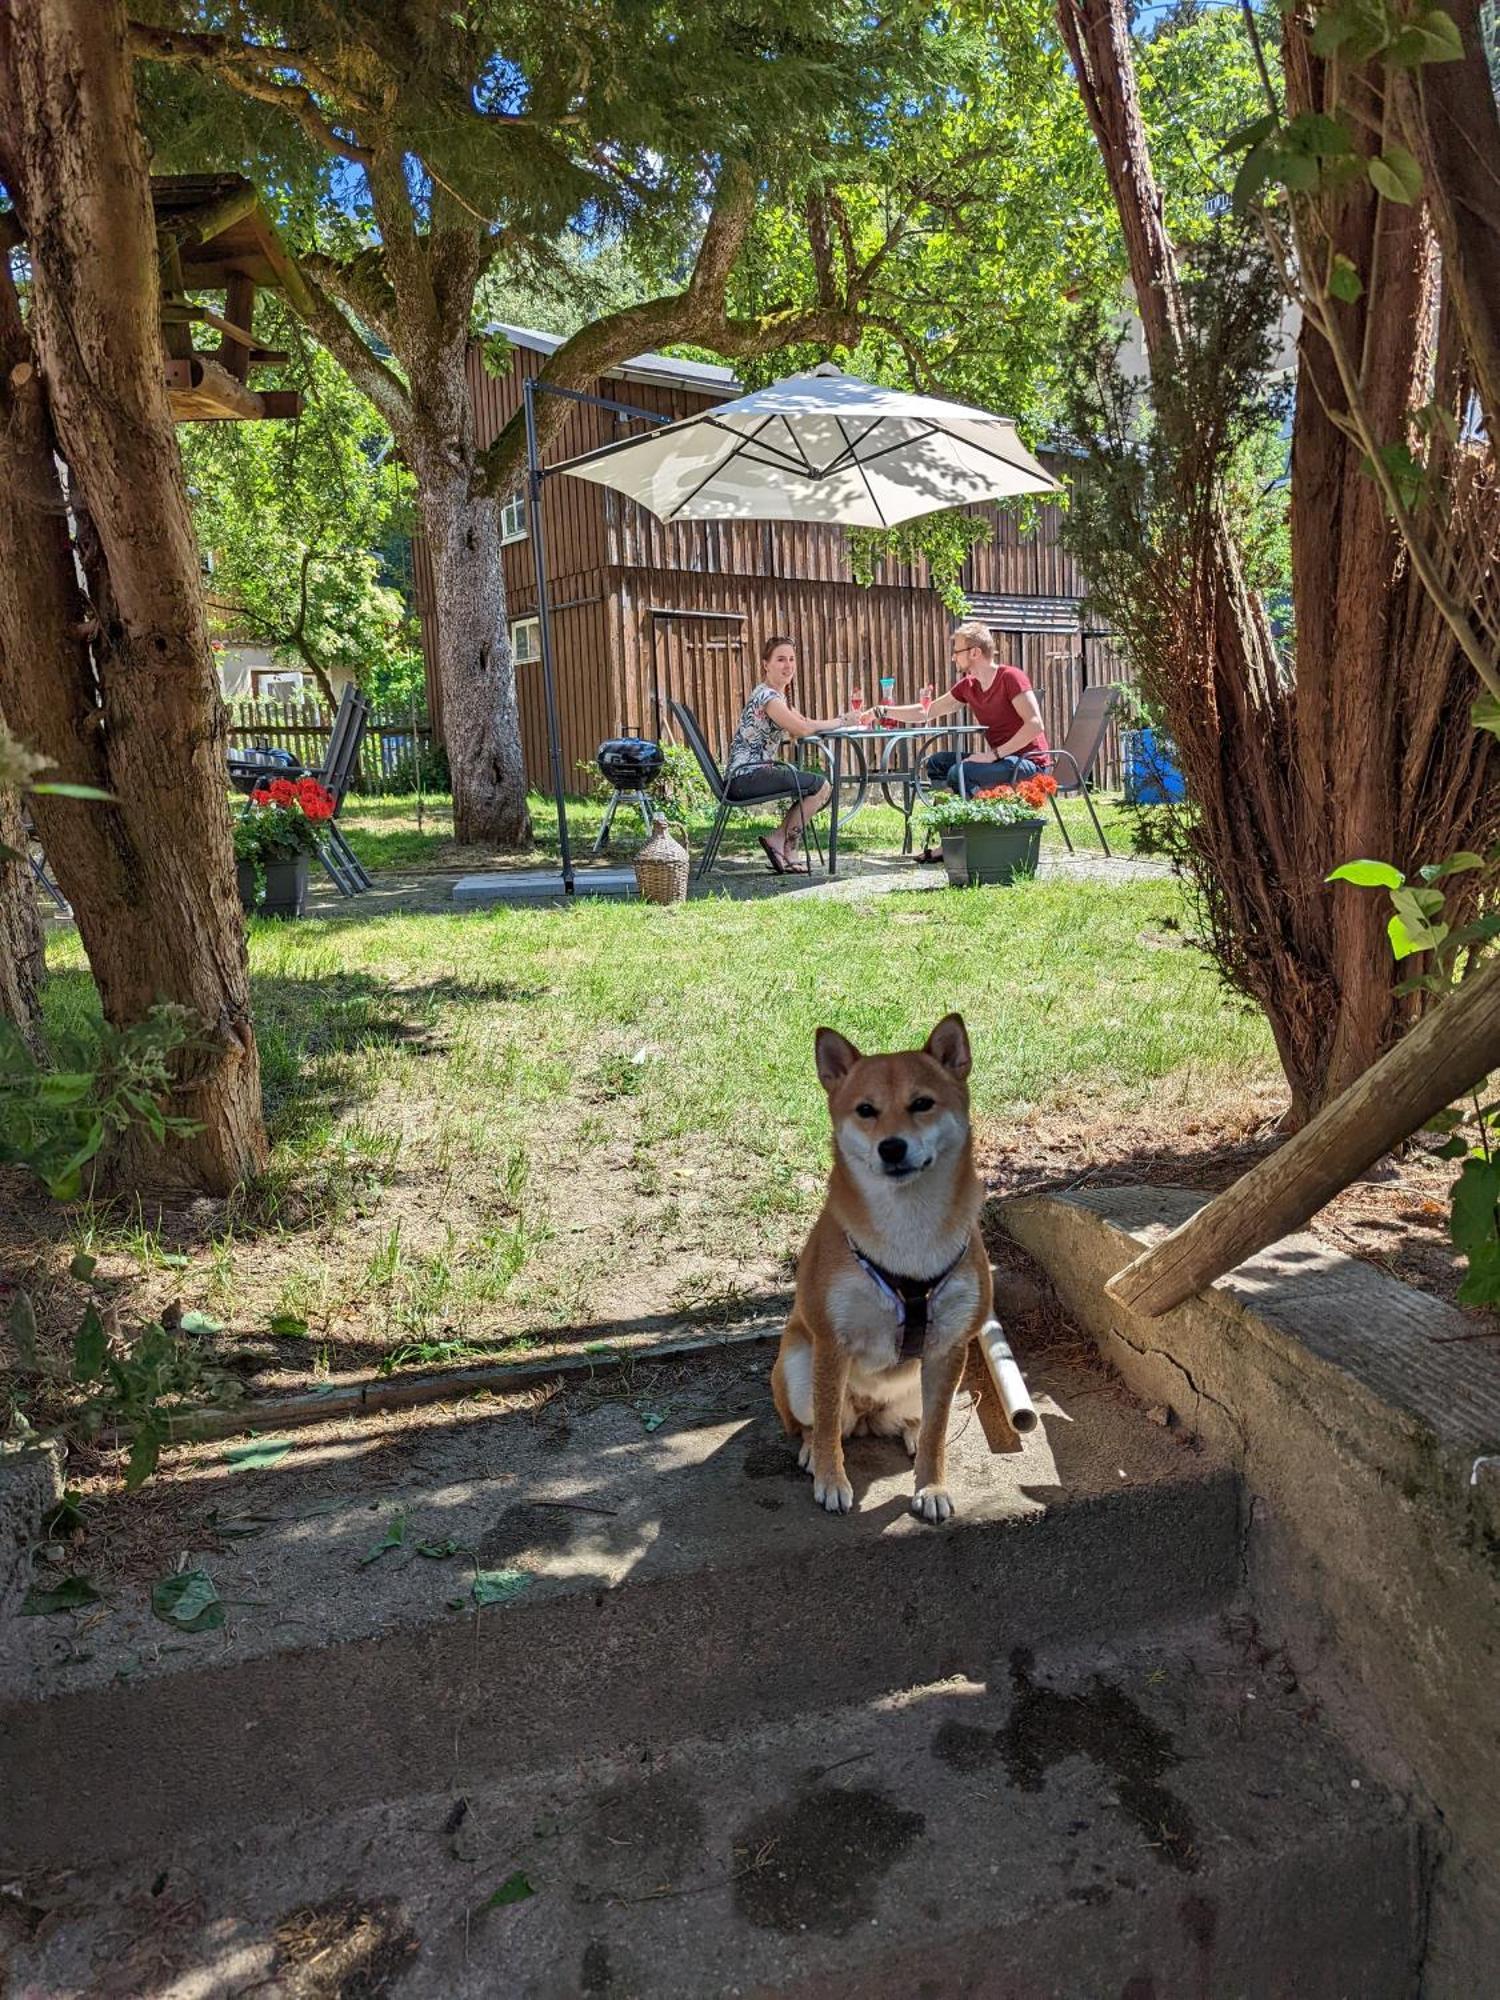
[594,736,665,851]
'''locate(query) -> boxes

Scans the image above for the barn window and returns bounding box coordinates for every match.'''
[511,617,541,664]
[500,492,528,544]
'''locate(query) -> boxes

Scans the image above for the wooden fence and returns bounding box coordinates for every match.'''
[225,698,435,793]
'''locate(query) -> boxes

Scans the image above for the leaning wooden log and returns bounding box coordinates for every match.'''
[1106,953,1500,1318]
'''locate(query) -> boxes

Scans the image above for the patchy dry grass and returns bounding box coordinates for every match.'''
[8,872,1274,1392]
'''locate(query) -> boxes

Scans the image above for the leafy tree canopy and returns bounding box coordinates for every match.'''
[181,308,420,707]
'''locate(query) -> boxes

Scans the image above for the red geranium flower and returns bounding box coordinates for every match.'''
[264,776,298,806]
[295,778,336,821]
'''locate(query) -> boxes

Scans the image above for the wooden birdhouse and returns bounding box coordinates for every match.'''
[152,174,304,423]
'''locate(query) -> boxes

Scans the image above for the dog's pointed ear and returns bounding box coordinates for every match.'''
[925,1013,971,1078]
[815,1026,862,1091]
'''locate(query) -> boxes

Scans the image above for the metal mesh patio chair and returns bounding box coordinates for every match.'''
[668,699,825,881]
[309,684,373,895]
[1046,684,1124,856]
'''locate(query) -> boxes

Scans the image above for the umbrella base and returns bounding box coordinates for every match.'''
[452,869,639,907]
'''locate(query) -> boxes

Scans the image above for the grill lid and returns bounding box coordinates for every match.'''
[597,736,664,782]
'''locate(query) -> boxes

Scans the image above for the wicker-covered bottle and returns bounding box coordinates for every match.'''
[633,813,689,905]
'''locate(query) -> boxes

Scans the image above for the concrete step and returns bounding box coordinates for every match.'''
[4,1619,1421,1999]
[0,1348,1241,1868]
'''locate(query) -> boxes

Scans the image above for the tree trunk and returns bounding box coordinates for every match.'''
[0,0,265,1193]
[1394,0,1500,448]
[1058,0,1496,1125]
[289,175,533,849]
[409,421,531,849]
[0,781,44,1051]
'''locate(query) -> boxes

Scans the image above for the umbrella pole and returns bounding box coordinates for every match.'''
[523,374,575,896]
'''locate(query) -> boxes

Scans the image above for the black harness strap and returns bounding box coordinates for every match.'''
[844,1235,967,1360]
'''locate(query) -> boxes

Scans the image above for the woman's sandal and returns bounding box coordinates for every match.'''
[758,836,787,875]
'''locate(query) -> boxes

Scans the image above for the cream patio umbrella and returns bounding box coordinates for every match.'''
[552,361,1058,525]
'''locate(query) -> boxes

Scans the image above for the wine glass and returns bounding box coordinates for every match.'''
[919,682,934,717]
[849,684,865,729]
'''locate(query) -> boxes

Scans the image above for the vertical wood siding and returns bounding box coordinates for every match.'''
[413,334,1133,793]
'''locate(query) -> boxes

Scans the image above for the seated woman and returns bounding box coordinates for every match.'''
[877,620,1050,857]
[724,637,846,875]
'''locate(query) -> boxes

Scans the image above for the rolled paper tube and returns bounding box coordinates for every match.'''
[978,1320,1038,1435]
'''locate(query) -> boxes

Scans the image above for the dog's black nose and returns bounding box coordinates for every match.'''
[877,1136,908,1166]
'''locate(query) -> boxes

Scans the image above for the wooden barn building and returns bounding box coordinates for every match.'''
[414,326,1128,790]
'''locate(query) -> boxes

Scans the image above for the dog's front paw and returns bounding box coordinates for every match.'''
[911,1485,955,1525]
[813,1472,854,1514]
[797,1433,813,1471]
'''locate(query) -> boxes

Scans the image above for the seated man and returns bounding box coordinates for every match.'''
[880,621,1050,799]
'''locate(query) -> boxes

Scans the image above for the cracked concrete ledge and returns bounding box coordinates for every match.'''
[1001,1184,1500,2000]
[0,1441,63,1620]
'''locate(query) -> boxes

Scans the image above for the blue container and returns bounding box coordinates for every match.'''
[1123,727,1186,806]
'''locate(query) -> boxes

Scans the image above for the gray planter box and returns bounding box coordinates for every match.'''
[941,819,1045,887]
[260,854,309,919]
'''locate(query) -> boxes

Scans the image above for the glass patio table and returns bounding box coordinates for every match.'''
[807,721,992,876]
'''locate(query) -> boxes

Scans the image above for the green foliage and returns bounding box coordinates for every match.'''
[138,0,940,291]
[1328,850,1500,1304]
[0,724,112,862]
[230,784,332,867]
[728,1,1113,424]
[19,1574,101,1616]
[649,744,712,822]
[0,1004,199,1201]
[1325,853,1498,992]
[921,779,1057,833]
[1223,3,1467,222]
[477,233,657,340]
[1139,8,1283,240]
[0,997,233,1491]
[1056,212,1293,1016]
[848,514,993,616]
[152,1566,227,1631]
[180,313,416,699]
[72,1314,241,1491]
[0,723,50,798]
[376,737,451,797]
[8,1265,242,1494]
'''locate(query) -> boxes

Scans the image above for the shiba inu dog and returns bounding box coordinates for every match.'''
[771,1013,992,1523]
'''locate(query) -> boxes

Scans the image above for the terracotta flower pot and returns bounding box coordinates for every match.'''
[940,819,1044,887]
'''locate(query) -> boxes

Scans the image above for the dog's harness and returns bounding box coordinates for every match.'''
[844,1234,967,1360]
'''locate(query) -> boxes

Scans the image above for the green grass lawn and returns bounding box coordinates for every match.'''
[28,869,1273,1381]
[335,787,1139,875]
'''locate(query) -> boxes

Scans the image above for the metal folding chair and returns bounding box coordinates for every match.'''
[1046,684,1124,856]
[23,809,70,916]
[310,685,373,895]
[668,699,825,880]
